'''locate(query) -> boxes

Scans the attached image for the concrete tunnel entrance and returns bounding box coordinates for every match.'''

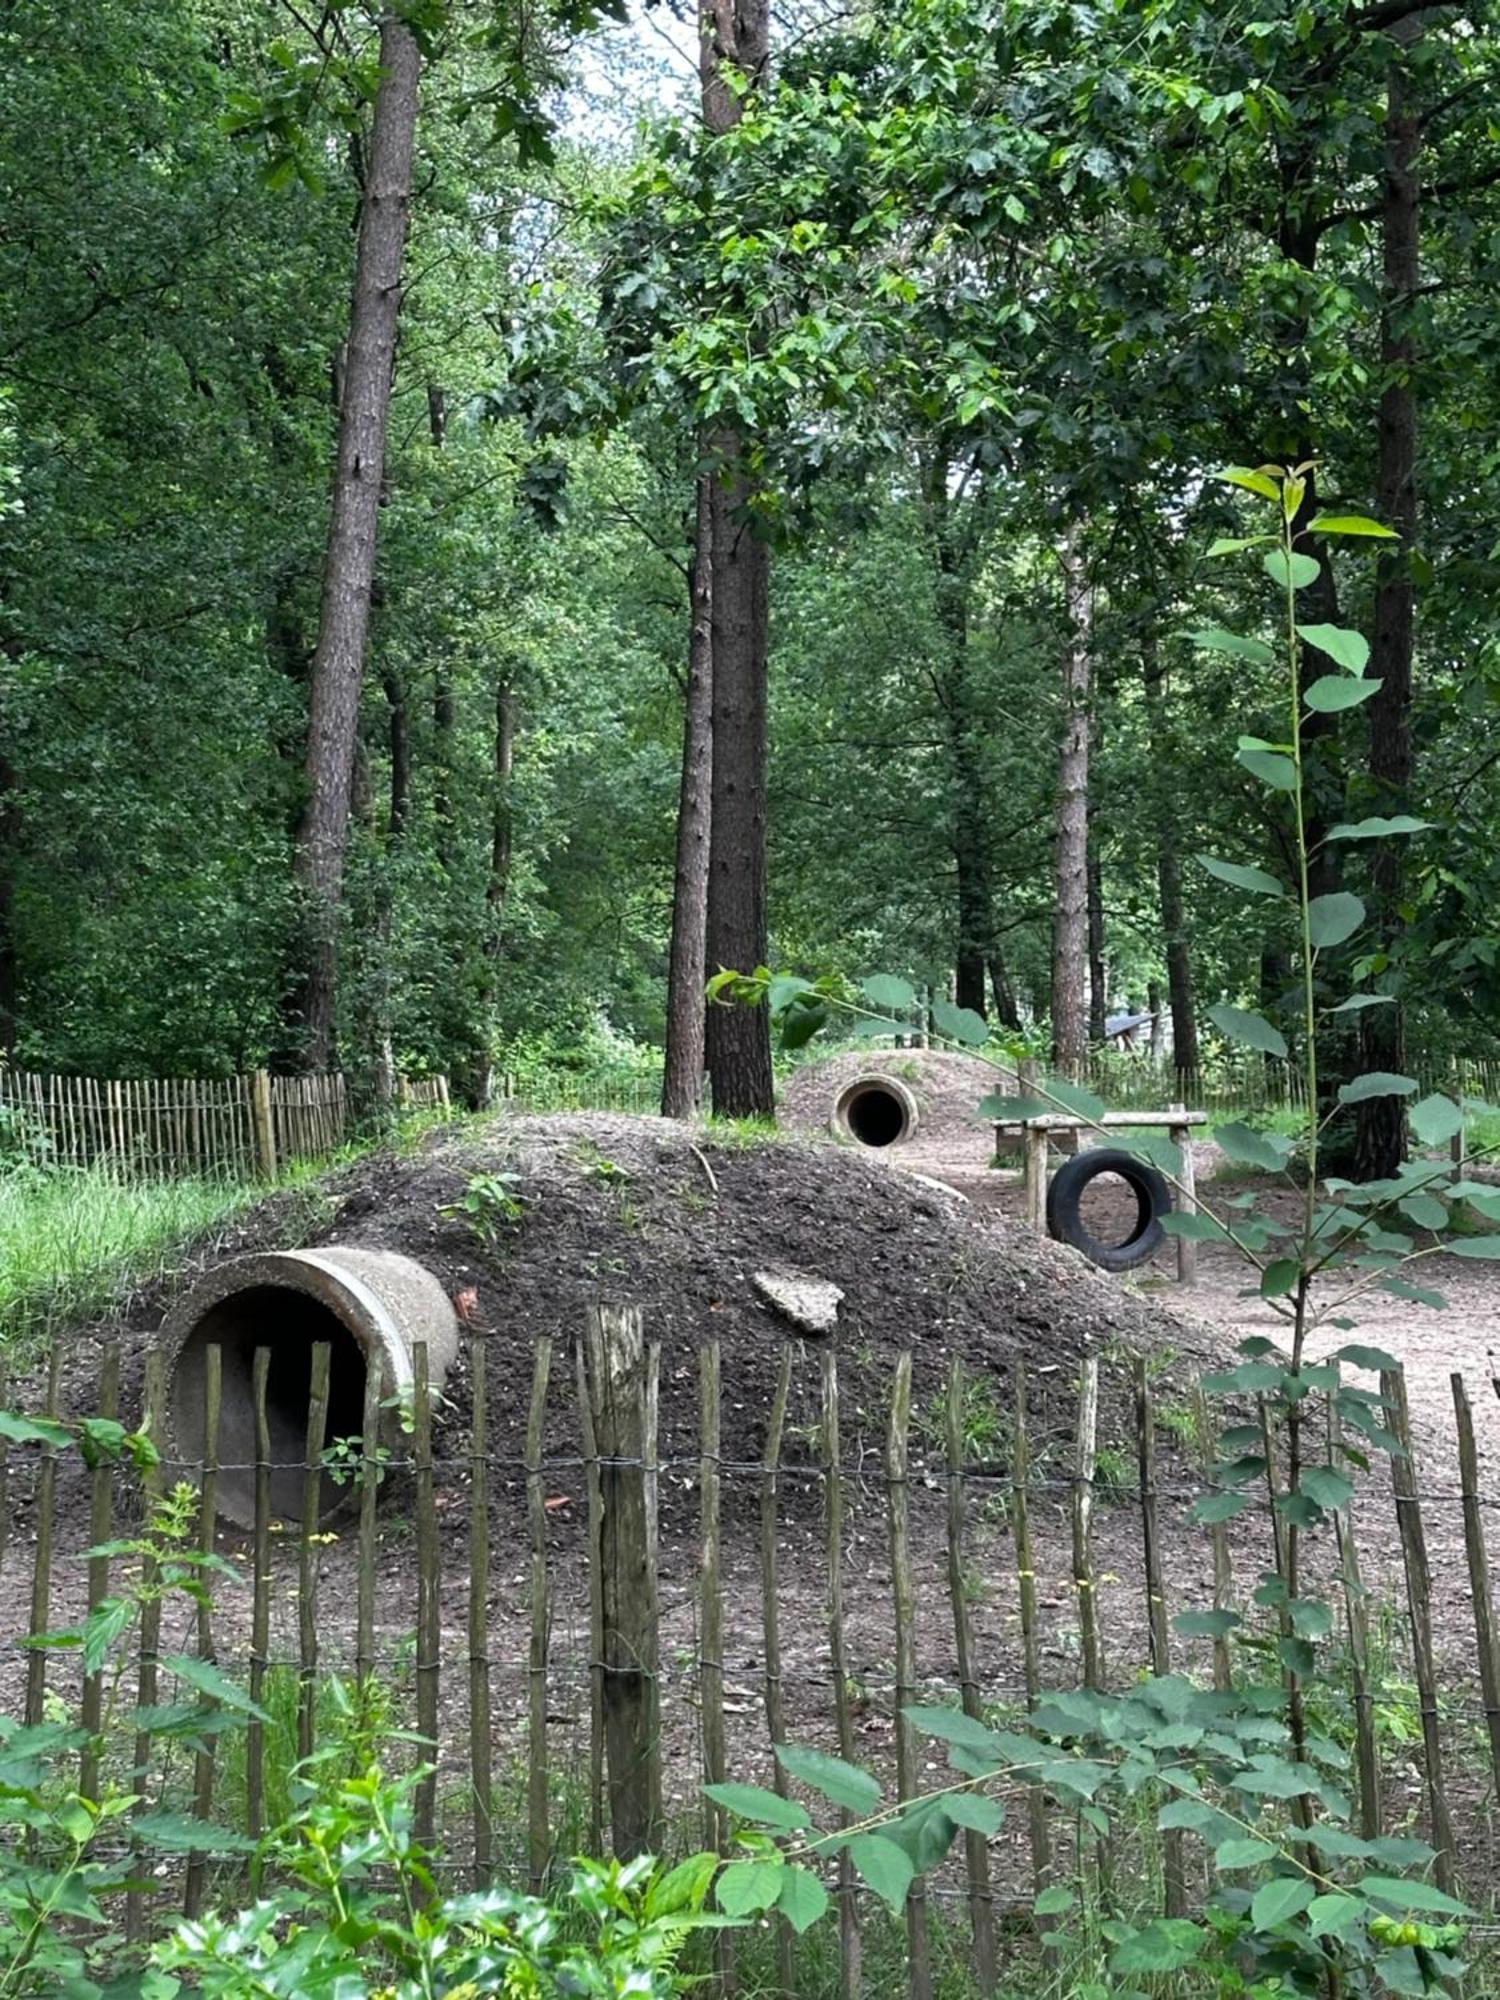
[831,1073,920,1149]
[160,1248,459,1529]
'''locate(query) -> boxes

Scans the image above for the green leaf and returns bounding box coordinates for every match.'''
[703,1783,810,1832]
[1192,1491,1252,1525]
[1208,1005,1288,1059]
[1300,1465,1354,1511]
[1189,627,1275,663]
[776,1744,881,1816]
[1296,623,1372,674]
[848,1834,913,1914]
[776,1865,829,1934]
[1278,1636,1317,1674]
[1173,1609,1242,1638]
[1251,1877,1315,1930]
[945,1794,1003,1836]
[1358,1876,1472,1917]
[1045,1077,1107,1123]
[1329,992,1395,1013]
[1213,1120,1294,1170]
[861,973,916,1015]
[1108,1918,1204,1974]
[1198,855,1286,898]
[1289,1598,1335,1638]
[1304,674,1380,712]
[1308,1893,1363,1938]
[1308,893,1366,948]
[130,1812,255,1855]
[1260,1259,1300,1299]
[1215,1837,1277,1870]
[1338,1072,1418,1105]
[1408,1094,1464,1146]
[1264,549,1321,590]
[717,1858,785,1917]
[1447,1236,1500,1259]
[1220,466,1281,500]
[902,1707,1001,1758]
[1333,1343,1403,1374]
[159,1656,267,1721]
[1236,743,1298,791]
[1231,1761,1321,1800]
[931,999,989,1048]
[0,1412,72,1449]
[1034,1884,1076,1916]
[1206,535,1275,557]
[1308,514,1399,538]
[648,1851,719,1918]
[1328,815,1433,840]
[1042,1758,1111,1799]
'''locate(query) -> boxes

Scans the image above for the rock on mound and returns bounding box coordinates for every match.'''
[778,1048,1017,1147]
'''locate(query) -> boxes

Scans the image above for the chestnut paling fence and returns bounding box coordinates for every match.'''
[0,1066,452,1179]
[3,1312,1500,1991]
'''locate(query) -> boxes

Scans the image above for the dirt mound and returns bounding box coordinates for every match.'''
[61,1113,1217,1490]
[778,1048,1016,1146]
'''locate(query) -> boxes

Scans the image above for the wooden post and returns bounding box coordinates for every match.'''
[761,1345,795,1998]
[1382,1368,1456,1894]
[184,1343,222,1920]
[24,1344,64,1729]
[1022,1121,1049,1235]
[0,1354,10,1585]
[470,1340,496,1888]
[822,1347,861,2000]
[1191,1385,1234,1692]
[1072,1355,1104,1690]
[580,1303,661,1858]
[577,1342,606,1855]
[1329,1398,1380,1840]
[296,1343,332,1765]
[1133,1359,1184,1916]
[1452,1372,1500,1804]
[524,1340,553,1894]
[700,1342,727,1845]
[355,1351,382,1686]
[79,1346,121,1801]
[127,1350,168,1943]
[1169,1105,1197,1285]
[945,1362,996,1995]
[251,1068,277,1180]
[887,1354,932,2000]
[1010,1361,1052,1899]
[248,1348,272,1848]
[413,1341,441,1853]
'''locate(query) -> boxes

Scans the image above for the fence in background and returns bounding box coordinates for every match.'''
[0,1067,450,1180]
[2,1314,1498,1988]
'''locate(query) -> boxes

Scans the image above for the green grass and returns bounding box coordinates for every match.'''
[0,1166,259,1360]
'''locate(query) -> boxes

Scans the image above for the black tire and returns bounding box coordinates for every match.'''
[1045,1147,1171,1272]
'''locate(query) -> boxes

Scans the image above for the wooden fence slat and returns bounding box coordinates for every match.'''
[24,1344,64,1729]
[248,1348,272,1848]
[296,1343,332,1766]
[524,1339,552,1894]
[0,1354,10,1585]
[1452,1371,1500,1805]
[1382,1367,1456,1894]
[699,1341,734,1994]
[126,1350,169,1943]
[470,1340,495,1888]
[761,1344,796,1999]
[577,1340,606,1855]
[821,1347,861,2000]
[1010,1361,1052,1902]
[413,1341,441,1852]
[945,1362,996,1994]
[887,1353,932,2000]
[79,1345,121,1801]
[355,1346,383,1686]
[1133,1359,1184,1916]
[1072,1355,1104,1691]
[183,1343,222,1920]
[1328,1399,1380,1840]
[1190,1386,1234,1692]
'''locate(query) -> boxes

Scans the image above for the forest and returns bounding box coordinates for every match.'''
[5,0,1497,1141]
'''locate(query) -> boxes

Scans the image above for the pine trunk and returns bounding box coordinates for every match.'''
[662,477,714,1119]
[1051,528,1092,1070]
[1356,41,1420,1182]
[287,18,419,1071]
[1087,848,1106,1043]
[1141,637,1199,1075]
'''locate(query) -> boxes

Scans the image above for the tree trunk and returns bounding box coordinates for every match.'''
[1051,527,1092,1071]
[466,680,516,1110]
[701,0,773,1119]
[1087,848,1106,1043]
[987,952,1021,1032]
[1147,980,1164,1056]
[366,664,410,1116]
[287,17,420,1071]
[1356,38,1421,1182]
[1141,636,1199,1077]
[662,477,714,1118]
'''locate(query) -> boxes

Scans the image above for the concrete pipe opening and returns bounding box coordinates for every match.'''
[159,1248,460,1529]
[831,1074,919,1149]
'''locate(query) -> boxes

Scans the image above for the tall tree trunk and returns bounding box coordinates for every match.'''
[1356,37,1421,1182]
[1087,848,1106,1043]
[662,477,714,1118]
[366,663,410,1114]
[701,0,773,1119]
[1051,527,1092,1071]
[287,17,419,1071]
[987,952,1020,1032]
[1141,636,1199,1077]
[467,679,516,1109]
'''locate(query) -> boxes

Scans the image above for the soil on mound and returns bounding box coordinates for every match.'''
[54,1112,1218,1509]
[778,1048,1017,1147]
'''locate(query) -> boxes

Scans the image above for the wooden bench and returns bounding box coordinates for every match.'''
[1002,1106,1209,1285]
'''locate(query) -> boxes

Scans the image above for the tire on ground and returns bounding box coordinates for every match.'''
[1045,1146,1171,1272]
